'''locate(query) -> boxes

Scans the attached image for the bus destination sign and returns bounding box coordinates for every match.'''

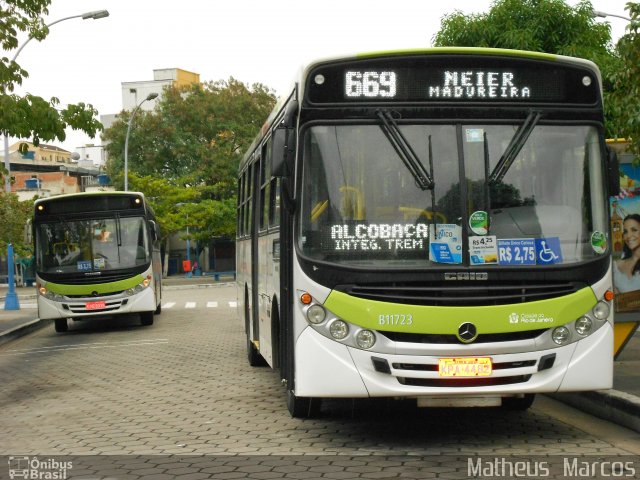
[307,55,598,105]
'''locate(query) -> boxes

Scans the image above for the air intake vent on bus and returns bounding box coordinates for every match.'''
[334,282,583,307]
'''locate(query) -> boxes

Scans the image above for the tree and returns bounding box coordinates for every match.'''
[607,2,640,159]
[432,0,622,137]
[0,0,103,147]
[103,78,276,199]
[0,193,33,257]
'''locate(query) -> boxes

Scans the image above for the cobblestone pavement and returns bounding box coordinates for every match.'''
[0,286,638,479]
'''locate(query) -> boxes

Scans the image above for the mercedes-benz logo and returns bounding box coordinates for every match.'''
[457,322,478,343]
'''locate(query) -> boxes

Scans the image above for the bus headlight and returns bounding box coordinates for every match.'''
[552,326,571,345]
[592,301,610,320]
[329,320,349,340]
[306,304,326,325]
[124,282,148,297]
[355,330,376,349]
[575,316,593,336]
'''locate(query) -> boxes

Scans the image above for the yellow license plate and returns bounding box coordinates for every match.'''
[438,357,492,377]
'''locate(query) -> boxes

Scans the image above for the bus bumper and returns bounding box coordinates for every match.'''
[294,322,613,398]
[37,287,157,320]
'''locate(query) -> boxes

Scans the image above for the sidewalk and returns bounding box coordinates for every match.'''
[1,278,639,433]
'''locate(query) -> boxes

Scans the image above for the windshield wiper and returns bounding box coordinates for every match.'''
[489,110,542,185]
[376,110,434,190]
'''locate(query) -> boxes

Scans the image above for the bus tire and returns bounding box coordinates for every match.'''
[502,394,535,411]
[54,318,68,333]
[140,311,154,326]
[287,389,322,418]
[154,302,162,315]
[247,335,266,367]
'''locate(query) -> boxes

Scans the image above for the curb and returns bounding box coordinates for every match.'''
[163,282,234,291]
[0,318,52,347]
[550,390,640,433]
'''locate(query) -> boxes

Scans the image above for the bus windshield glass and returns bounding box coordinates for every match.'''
[298,123,607,267]
[36,216,150,274]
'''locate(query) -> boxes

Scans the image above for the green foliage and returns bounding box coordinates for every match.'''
[103,78,276,199]
[607,2,640,160]
[0,192,33,257]
[125,173,237,245]
[0,0,103,144]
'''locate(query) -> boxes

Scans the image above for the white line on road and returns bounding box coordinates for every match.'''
[229,301,237,308]
[207,301,218,308]
[1,339,169,356]
[162,302,176,309]
[185,302,196,309]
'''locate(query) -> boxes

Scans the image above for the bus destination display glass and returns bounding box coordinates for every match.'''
[307,55,598,105]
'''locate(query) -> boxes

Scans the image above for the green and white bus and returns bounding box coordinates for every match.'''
[34,192,162,332]
[237,48,620,417]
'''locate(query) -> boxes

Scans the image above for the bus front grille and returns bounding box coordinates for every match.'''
[336,281,582,306]
[397,375,532,387]
[379,329,548,344]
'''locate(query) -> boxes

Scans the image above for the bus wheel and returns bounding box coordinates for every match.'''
[502,394,535,411]
[247,336,266,367]
[140,312,154,326]
[154,302,162,315]
[287,389,322,418]
[54,318,68,333]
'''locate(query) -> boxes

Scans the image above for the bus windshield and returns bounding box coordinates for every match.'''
[299,123,607,267]
[36,216,150,274]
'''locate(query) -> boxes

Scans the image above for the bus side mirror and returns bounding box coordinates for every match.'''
[607,147,620,197]
[272,126,295,177]
[149,220,160,241]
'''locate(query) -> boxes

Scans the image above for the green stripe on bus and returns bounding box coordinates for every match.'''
[355,47,557,61]
[324,287,596,334]
[44,275,145,295]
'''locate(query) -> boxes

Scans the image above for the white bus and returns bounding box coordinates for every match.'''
[237,48,619,417]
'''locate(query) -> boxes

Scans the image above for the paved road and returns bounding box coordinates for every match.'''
[1,284,638,478]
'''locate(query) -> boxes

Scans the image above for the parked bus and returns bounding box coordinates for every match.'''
[34,192,162,332]
[237,47,620,417]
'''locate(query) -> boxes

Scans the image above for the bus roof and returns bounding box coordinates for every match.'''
[34,191,146,207]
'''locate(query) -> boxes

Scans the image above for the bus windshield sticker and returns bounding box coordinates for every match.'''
[429,224,462,264]
[327,223,429,252]
[497,239,536,265]
[591,231,607,254]
[465,128,484,143]
[470,235,498,265]
[534,238,563,265]
[77,260,92,272]
[94,258,106,269]
[469,211,489,235]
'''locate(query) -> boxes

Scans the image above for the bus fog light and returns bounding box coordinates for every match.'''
[329,320,349,340]
[592,301,610,320]
[575,316,593,336]
[355,330,376,349]
[552,326,570,345]
[306,304,326,325]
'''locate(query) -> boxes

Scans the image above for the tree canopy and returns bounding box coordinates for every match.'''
[103,78,276,249]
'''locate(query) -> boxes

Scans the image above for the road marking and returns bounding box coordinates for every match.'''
[1,339,169,356]
[162,302,176,309]
[185,302,196,309]
[0,303,37,309]
[229,301,237,308]
[207,301,218,308]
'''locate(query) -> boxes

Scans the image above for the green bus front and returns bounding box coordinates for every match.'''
[284,49,616,413]
[34,192,162,332]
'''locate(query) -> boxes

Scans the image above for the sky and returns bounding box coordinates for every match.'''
[9,0,633,152]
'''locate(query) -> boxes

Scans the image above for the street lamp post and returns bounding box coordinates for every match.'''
[594,10,632,21]
[2,9,110,194]
[123,92,158,191]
